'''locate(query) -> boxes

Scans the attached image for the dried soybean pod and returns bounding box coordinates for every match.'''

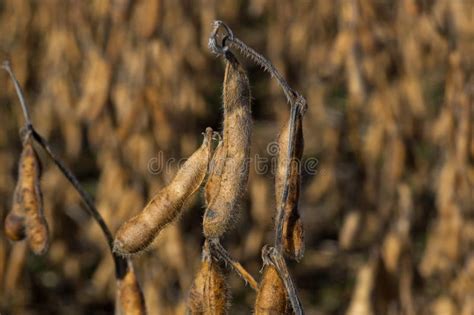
[204,134,225,206]
[187,260,207,314]
[187,244,229,314]
[203,51,252,238]
[4,183,26,241]
[114,128,214,255]
[116,260,146,315]
[275,106,305,261]
[254,266,290,314]
[202,259,229,314]
[254,248,291,315]
[20,137,49,255]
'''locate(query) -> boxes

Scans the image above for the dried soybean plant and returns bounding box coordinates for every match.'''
[2,61,146,315]
[3,18,309,313]
[185,21,307,314]
[2,2,473,313]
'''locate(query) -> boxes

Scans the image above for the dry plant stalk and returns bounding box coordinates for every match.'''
[116,259,147,315]
[114,128,214,255]
[4,181,26,241]
[203,50,252,239]
[187,242,230,314]
[208,239,258,291]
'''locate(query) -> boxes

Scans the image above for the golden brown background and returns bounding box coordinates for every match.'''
[0,0,473,314]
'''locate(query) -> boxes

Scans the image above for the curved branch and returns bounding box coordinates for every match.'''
[3,61,127,277]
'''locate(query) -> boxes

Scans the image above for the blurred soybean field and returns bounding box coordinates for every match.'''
[0,0,473,314]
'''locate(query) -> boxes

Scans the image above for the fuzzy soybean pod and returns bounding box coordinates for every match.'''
[4,182,26,241]
[204,136,225,206]
[19,138,49,255]
[203,51,252,238]
[254,264,290,315]
[187,248,229,314]
[275,111,305,261]
[114,128,214,255]
[115,260,146,315]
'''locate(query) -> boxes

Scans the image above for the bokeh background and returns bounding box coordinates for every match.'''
[0,0,473,314]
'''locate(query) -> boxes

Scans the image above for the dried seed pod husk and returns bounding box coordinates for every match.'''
[254,264,291,314]
[187,248,229,314]
[5,241,28,292]
[114,128,214,255]
[345,258,377,315]
[275,112,305,261]
[203,52,252,238]
[204,136,225,206]
[20,138,49,255]
[116,260,147,315]
[4,182,26,241]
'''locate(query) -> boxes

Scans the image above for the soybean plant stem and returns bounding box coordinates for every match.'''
[209,20,297,106]
[2,61,33,129]
[209,239,258,291]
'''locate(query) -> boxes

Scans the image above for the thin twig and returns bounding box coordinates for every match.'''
[209,20,298,106]
[3,61,127,277]
[2,61,33,128]
[33,116,127,278]
[209,239,258,291]
[31,131,114,246]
